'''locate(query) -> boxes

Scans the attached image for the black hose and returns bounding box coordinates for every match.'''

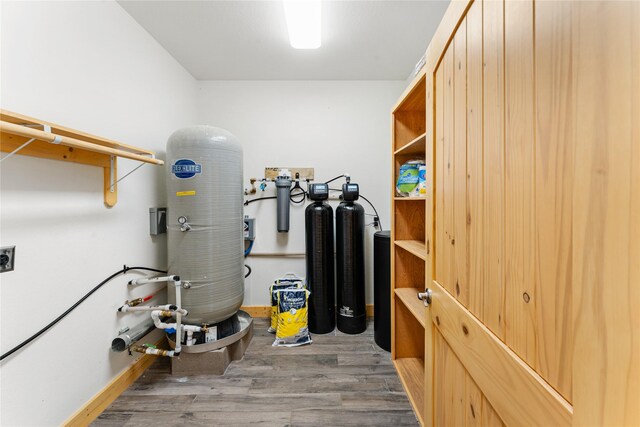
[244,188,308,206]
[244,196,278,206]
[244,264,252,278]
[324,174,345,184]
[289,186,307,205]
[0,265,167,362]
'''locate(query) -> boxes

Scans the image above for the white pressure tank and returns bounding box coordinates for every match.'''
[166,126,244,325]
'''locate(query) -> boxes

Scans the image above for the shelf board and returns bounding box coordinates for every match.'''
[395,288,426,328]
[394,132,426,156]
[395,240,427,260]
[394,196,426,201]
[393,357,425,425]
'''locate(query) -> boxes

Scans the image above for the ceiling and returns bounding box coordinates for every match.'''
[118,0,450,81]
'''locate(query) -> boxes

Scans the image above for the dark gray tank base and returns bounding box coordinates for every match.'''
[337,314,367,335]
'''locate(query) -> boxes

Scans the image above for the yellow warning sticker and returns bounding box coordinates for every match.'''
[176,190,196,197]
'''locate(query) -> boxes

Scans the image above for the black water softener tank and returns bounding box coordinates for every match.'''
[305,183,335,333]
[336,183,366,334]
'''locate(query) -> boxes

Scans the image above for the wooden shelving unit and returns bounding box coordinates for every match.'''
[390,68,427,426]
[0,109,163,207]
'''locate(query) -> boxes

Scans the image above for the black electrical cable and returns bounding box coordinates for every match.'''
[289,185,307,205]
[244,187,308,206]
[0,265,167,362]
[244,196,277,206]
[358,194,383,230]
[244,264,252,278]
[324,174,345,185]
[328,188,383,230]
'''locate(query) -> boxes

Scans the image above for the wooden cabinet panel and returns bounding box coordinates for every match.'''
[504,0,536,367]
[482,0,506,340]
[434,331,466,427]
[431,282,571,426]
[466,372,483,427]
[453,19,469,307]
[434,328,507,427]
[442,44,455,296]
[481,396,505,427]
[466,0,483,319]
[394,1,638,425]
[572,1,640,424]
[435,66,445,289]
[533,0,574,401]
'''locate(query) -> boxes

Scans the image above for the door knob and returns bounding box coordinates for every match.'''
[417,288,432,307]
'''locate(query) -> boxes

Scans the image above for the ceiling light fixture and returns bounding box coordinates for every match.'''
[283,0,321,49]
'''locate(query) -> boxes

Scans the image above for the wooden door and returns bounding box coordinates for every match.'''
[425,0,639,425]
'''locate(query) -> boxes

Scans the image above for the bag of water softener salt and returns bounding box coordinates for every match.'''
[273,288,312,347]
[396,160,425,196]
[268,279,304,333]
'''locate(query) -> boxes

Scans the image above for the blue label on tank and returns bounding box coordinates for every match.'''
[171,159,202,179]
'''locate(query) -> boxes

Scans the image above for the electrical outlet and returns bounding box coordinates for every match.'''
[0,246,16,273]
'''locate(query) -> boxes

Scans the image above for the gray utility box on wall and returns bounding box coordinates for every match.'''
[149,208,167,235]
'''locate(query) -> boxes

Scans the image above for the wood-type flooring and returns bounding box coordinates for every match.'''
[93,318,418,426]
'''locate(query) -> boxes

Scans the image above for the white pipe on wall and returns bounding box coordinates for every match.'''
[128,275,179,286]
[118,304,187,315]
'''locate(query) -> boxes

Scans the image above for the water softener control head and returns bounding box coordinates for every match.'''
[341,183,359,202]
[308,183,329,201]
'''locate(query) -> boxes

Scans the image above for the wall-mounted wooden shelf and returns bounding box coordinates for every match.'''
[0,110,163,207]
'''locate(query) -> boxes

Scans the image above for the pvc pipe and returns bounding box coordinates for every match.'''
[128,275,179,286]
[174,280,183,354]
[111,320,155,352]
[186,330,195,346]
[151,310,176,330]
[118,304,187,315]
[150,310,202,333]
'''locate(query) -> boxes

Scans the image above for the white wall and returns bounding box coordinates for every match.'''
[0,1,197,425]
[197,81,405,306]
[0,3,407,424]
